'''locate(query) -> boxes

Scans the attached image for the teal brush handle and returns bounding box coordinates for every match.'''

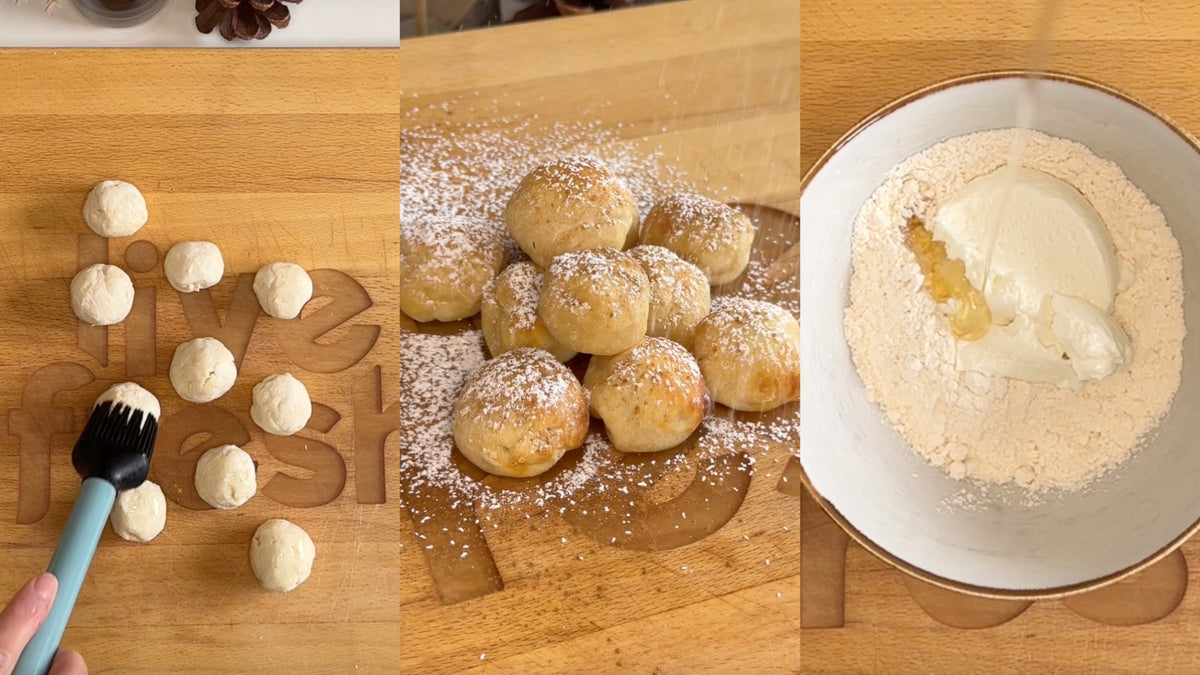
[14,477,116,675]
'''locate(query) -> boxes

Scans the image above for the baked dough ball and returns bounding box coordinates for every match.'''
[451,348,589,478]
[250,519,316,593]
[639,194,756,284]
[109,480,166,543]
[584,337,710,453]
[692,298,800,412]
[164,241,224,293]
[194,444,256,510]
[71,263,134,326]
[480,261,576,362]
[399,215,507,322]
[627,245,711,349]
[253,262,313,320]
[83,179,148,237]
[539,247,650,355]
[169,337,237,403]
[504,156,639,268]
[251,373,312,436]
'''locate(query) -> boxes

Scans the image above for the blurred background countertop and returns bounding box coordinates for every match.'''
[0,0,399,47]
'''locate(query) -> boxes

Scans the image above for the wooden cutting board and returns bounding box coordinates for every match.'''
[399,2,800,673]
[802,1,1200,671]
[0,50,399,673]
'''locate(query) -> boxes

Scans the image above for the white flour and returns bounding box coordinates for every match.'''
[844,129,1185,492]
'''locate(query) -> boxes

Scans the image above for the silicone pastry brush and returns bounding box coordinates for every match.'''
[15,383,160,675]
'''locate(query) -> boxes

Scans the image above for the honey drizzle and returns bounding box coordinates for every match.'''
[903,216,991,341]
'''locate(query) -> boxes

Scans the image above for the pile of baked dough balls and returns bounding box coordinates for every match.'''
[70,179,318,593]
[401,155,800,478]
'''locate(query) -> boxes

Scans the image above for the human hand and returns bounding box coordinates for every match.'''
[0,574,87,675]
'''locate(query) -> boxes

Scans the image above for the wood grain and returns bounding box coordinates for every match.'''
[400,2,800,673]
[801,2,1200,672]
[0,50,400,673]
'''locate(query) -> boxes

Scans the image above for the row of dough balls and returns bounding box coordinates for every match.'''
[452,296,800,478]
[72,180,317,325]
[170,337,314,439]
[399,155,756,328]
[101,383,315,593]
[112,482,315,593]
[70,180,316,436]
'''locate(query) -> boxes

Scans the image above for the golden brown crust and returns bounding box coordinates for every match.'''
[399,215,507,322]
[538,247,650,355]
[584,337,710,453]
[627,244,711,350]
[451,348,589,478]
[639,194,756,284]
[692,298,800,412]
[480,262,577,362]
[504,156,639,268]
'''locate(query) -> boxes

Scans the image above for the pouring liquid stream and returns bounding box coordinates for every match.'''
[977,0,1063,299]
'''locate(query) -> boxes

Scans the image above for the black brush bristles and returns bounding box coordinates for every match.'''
[71,401,159,491]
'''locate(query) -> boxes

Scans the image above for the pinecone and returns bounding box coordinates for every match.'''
[195,0,301,41]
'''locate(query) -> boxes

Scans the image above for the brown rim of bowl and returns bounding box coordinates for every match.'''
[799,68,1200,601]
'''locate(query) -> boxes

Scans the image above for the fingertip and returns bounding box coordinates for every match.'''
[33,573,58,602]
[48,647,87,675]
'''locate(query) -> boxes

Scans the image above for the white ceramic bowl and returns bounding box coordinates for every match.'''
[800,71,1200,598]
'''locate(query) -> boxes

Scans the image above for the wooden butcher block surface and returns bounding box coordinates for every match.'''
[399,2,800,673]
[803,2,1200,672]
[0,49,400,673]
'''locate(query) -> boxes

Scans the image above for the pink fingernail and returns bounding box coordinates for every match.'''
[33,574,57,602]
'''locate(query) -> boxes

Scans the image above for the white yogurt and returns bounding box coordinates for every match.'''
[932,166,1132,386]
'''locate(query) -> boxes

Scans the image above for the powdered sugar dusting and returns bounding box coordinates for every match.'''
[533,154,627,202]
[456,348,584,433]
[703,297,798,366]
[399,330,490,498]
[643,193,754,253]
[484,261,542,333]
[401,214,506,286]
[592,337,703,398]
[400,98,800,543]
[544,247,646,314]
[401,114,693,232]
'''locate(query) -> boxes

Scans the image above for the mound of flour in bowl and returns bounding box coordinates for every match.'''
[844,128,1184,493]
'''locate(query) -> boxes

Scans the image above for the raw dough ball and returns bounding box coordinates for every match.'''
[504,156,639,268]
[639,194,756,284]
[480,261,576,362]
[584,337,710,453]
[83,180,148,237]
[627,245,712,349]
[164,241,224,293]
[95,382,160,429]
[692,298,800,412]
[251,373,312,436]
[169,337,237,403]
[452,348,589,477]
[250,519,315,593]
[109,480,166,543]
[539,247,650,355]
[70,263,134,326]
[253,262,313,320]
[399,215,507,322]
[194,444,256,510]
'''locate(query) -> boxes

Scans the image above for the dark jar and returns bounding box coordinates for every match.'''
[71,0,169,27]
